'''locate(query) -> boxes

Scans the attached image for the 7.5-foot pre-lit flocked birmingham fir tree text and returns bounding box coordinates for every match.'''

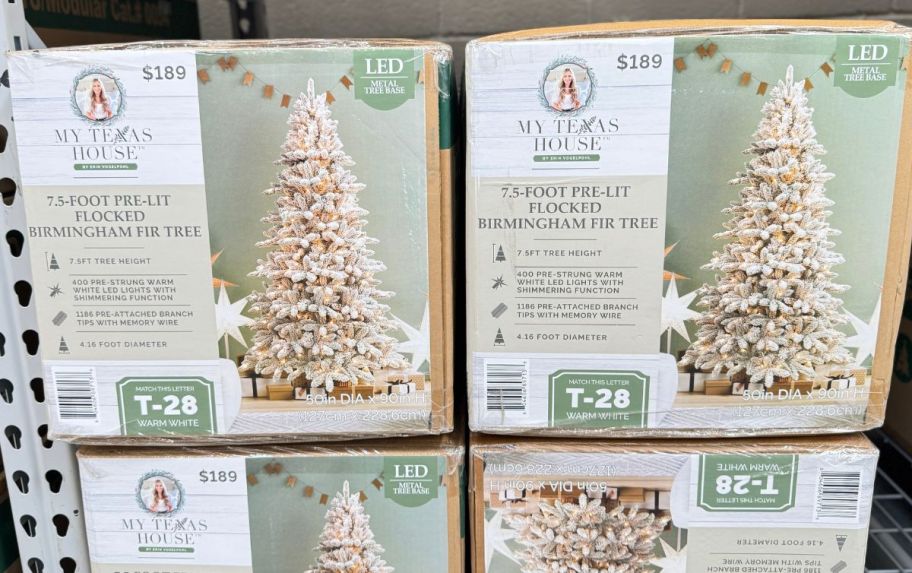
[682,66,853,386]
[242,79,408,391]
[305,481,393,573]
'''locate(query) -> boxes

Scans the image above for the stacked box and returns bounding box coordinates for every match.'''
[465,20,912,436]
[77,434,464,573]
[8,39,455,442]
[470,433,878,573]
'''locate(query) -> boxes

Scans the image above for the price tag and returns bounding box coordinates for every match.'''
[616,53,666,71]
[142,64,189,82]
[548,369,649,429]
[199,468,240,484]
[697,454,798,512]
[116,376,218,435]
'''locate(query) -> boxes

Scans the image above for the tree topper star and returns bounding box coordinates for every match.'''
[651,538,687,573]
[393,302,430,371]
[661,276,699,342]
[215,284,253,348]
[845,293,881,367]
[485,510,520,569]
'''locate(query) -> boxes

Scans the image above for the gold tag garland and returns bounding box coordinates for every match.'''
[674,40,846,94]
[197,54,425,108]
[246,459,447,505]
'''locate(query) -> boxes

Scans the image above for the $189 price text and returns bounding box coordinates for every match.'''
[142,65,188,82]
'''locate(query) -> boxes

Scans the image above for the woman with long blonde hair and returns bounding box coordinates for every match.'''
[84,77,113,120]
[551,67,581,111]
[148,479,173,513]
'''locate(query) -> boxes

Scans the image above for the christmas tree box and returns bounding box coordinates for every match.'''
[469,433,878,573]
[7,39,455,442]
[466,20,912,436]
[76,434,465,573]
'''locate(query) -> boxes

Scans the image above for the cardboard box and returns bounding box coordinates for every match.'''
[8,39,455,443]
[78,434,464,573]
[470,432,877,573]
[467,20,911,437]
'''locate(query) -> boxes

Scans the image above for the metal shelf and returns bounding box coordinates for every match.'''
[0,1,89,571]
[867,431,912,573]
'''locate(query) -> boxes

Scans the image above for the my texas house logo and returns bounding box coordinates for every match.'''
[54,124,152,168]
[122,470,209,554]
[523,56,619,163]
[55,65,153,171]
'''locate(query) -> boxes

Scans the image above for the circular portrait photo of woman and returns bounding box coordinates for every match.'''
[540,61,594,114]
[72,69,124,123]
[136,472,183,515]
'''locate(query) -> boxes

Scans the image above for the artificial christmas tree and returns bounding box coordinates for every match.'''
[243,79,409,392]
[306,480,393,573]
[506,494,669,573]
[682,65,853,386]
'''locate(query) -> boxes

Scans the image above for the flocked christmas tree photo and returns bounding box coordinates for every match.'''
[681,66,854,387]
[506,494,670,573]
[242,79,409,394]
[305,480,393,573]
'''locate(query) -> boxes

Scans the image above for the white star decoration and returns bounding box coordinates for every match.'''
[485,510,519,569]
[651,538,687,573]
[215,284,254,348]
[661,277,699,342]
[393,303,430,372]
[845,294,881,367]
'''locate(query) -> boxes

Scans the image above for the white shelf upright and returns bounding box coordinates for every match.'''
[0,1,89,571]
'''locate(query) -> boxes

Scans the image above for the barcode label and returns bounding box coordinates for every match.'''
[485,359,528,414]
[814,469,862,522]
[53,367,98,421]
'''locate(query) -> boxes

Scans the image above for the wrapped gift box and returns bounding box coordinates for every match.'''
[732,381,766,395]
[294,386,326,400]
[386,382,418,395]
[353,384,373,399]
[379,370,428,391]
[618,487,646,505]
[705,379,733,396]
[813,368,867,391]
[769,378,814,394]
[643,490,672,511]
[266,383,293,401]
[677,368,711,392]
